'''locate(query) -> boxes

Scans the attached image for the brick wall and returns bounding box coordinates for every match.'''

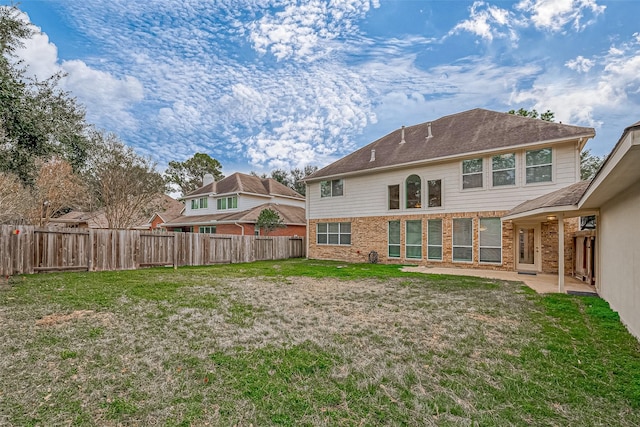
[309,213,576,274]
[541,217,579,275]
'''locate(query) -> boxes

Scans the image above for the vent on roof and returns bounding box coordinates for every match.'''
[425,122,433,140]
[370,149,376,162]
[400,125,406,144]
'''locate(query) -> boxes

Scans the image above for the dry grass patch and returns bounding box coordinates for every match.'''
[0,260,638,426]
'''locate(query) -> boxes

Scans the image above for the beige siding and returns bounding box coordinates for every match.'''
[308,143,580,219]
[598,183,640,339]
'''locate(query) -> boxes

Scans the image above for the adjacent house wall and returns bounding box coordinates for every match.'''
[185,193,305,216]
[598,182,640,338]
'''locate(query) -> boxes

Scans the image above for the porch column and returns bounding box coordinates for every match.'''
[557,213,565,293]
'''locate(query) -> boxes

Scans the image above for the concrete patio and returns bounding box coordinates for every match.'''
[402,266,597,295]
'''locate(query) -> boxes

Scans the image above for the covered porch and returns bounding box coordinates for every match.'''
[502,180,599,294]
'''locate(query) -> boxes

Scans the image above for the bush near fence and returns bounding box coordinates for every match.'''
[0,225,306,276]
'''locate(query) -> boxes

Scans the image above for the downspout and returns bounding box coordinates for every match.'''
[234,222,245,235]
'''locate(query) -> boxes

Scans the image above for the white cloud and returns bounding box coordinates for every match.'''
[516,0,606,32]
[248,0,380,61]
[565,55,594,73]
[10,10,144,133]
[60,60,144,130]
[511,33,640,130]
[450,1,519,42]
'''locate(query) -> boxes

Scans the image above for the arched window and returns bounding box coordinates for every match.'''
[406,174,421,208]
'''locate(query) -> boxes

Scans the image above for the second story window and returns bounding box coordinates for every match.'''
[427,179,442,207]
[388,185,400,210]
[492,153,516,186]
[526,148,552,183]
[462,158,483,189]
[217,196,237,210]
[191,197,208,210]
[406,174,421,208]
[320,179,344,197]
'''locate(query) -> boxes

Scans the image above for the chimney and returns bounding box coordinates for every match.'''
[370,149,376,162]
[425,122,433,140]
[202,173,214,186]
[400,125,406,144]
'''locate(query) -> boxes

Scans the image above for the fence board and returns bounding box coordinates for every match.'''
[0,225,305,276]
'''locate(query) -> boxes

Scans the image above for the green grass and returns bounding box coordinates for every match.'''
[0,259,639,426]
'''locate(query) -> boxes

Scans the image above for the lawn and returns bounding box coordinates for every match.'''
[1,259,639,426]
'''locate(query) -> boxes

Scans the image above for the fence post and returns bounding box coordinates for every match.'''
[173,232,178,270]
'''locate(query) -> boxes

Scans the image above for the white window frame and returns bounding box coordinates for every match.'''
[388,220,401,258]
[191,197,208,210]
[479,218,502,264]
[491,153,516,187]
[427,219,443,261]
[405,220,422,259]
[388,184,400,210]
[316,222,351,245]
[462,158,483,190]
[217,195,238,210]
[452,218,473,263]
[427,179,442,208]
[320,179,344,198]
[405,175,422,209]
[200,225,216,234]
[525,148,553,184]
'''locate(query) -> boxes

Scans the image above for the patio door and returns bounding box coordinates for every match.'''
[516,224,540,272]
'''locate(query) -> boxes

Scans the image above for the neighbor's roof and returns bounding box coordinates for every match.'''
[163,203,306,227]
[307,108,595,180]
[186,172,304,200]
[505,180,592,218]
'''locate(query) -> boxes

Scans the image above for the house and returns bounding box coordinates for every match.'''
[304,108,595,274]
[162,172,306,236]
[48,194,183,230]
[505,120,640,338]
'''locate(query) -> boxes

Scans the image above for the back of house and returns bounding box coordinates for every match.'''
[304,108,595,273]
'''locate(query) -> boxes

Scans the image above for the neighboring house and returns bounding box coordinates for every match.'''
[304,108,595,274]
[48,194,184,230]
[505,120,640,338]
[162,172,306,236]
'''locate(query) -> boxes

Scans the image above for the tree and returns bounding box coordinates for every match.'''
[0,171,30,224]
[86,132,166,229]
[29,158,87,226]
[165,153,224,196]
[580,149,606,180]
[289,165,318,196]
[251,165,318,196]
[0,5,91,185]
[255,208,285,236]
[507,108,554,122]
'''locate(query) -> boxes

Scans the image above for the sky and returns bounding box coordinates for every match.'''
[5,0,640,176]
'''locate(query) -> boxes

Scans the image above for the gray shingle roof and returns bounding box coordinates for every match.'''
[307,108,595,180]
[186,172,304,200]
[163,203,306,226]
[506,180,592,217]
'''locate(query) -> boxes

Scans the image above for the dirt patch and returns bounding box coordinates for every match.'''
[35,310,114,327]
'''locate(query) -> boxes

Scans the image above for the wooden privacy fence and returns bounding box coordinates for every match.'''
[0,225,306,276]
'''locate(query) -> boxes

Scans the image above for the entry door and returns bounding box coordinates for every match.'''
[516,224,540,272]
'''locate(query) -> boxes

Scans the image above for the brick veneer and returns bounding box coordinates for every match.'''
[308,213,577,274]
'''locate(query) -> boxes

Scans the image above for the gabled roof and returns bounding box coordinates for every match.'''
[307,108,595,180]
[146,194,184,224]
[185,172,304,200]
[162,203,306,227]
